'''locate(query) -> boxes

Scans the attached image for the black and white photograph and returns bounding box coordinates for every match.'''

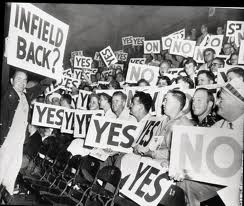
[0,2,243,206]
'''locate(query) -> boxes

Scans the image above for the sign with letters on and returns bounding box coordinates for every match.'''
[85,116,140,153]
[120,157,173,206]
[129,58,146,65]
[7,3,69,80]
[144,40,161,54]
[73,56,93,69]
[226,21,244,37]
[115,52,128,62]
[169,126,243,186]
[132,37,145,46]
[61,108,75,134]
[122,36,133,46]
[32,102,64,128]
[73,110,104,138]
[126,63,159,85]
[161,29,185,50]
[44,82,64,95]
[169,39,196,57]
[77,90,92,110]
[100,46,118,68]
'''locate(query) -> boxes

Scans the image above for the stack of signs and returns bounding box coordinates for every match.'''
[161,28,185,50]
[7,3,69,81]
[99,46,118,68]
[144,40,161,54]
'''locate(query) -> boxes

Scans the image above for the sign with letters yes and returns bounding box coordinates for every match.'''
[100,46,118,67]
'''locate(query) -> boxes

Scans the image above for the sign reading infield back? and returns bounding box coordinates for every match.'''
[126,63,159,85]
[7,3,69,80]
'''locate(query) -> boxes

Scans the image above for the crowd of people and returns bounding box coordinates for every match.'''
[0,17,244,206]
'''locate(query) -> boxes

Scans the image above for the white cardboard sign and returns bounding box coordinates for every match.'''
[169,126,243,186]
[7,3,69,80]
[100,46,118,67]
[226,21,244,37]
[77,90,92,110]
[122,36,133,46]
[169,39,196,57]
[126,63,159,85]
[132,37,145,46]
[73,56,93,69]
[144,40,161,54]
[129,58,146,65]
[85,116,140,153]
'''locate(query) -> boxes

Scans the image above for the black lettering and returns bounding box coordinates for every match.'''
[19,7,30,33]
[30,14,39,36]
[35,45,43,66]
[26,41,35,64]
[36,105,47,123]
[121,125,137,148]
[94,120,110,143]
[42,20,50,42]
[107,123,121,146]
[42,48,51,69]
[49,24,55,45]
[46,107,55,124]
[17,36,26,59]
[55,28,63,47]
[55,109,64,125]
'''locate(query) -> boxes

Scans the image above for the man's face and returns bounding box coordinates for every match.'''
[198,73,212,86]
[12,71,28,93]
[211,59,224,72]
[204,51,214,63]
[112,95,125,113]
[230,54,238,65]
[116,73,124,82]
[162,93,180,116]
[223,44,232,55]
[89,96,99,110]
[216,89,236,119]
[192,90,209,116]
[157,79,168,87]
[99,96,108,109]
[184,63,196,76]
[191,28,196,35]
[159,62,170,75]
[130,97,142,117]
[201,25,207,34]
[227,71,244,82]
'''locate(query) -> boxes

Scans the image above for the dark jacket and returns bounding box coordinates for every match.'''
[0,83,48,145]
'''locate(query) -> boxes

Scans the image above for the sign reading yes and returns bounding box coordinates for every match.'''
[122,36,133,46]
[169,126,243,187]
[32,102,64,128]
[126,63,159,86]
[77,90,92,110]
[133,37,145,46]
[73,110,104,138]
[100,46,118,67]
[73,56,92,69]
[85,116,140,153]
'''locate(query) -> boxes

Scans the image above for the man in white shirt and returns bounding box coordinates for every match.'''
[111,91,136,122]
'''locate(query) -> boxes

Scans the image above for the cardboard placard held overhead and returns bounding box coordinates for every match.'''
[126,63,159,86]
[44,82,64,95]
[77,90,92,110]
[71,50,83,58]
[129,58,146,65]
[226,21,244,37]
[144,40,161,54]
[132,37,145,46]
[122,36,133,46]
[161,29,185,50]
[7,3,69,80]
[169,39,196,57]
[73,110,104,138]
[169,125,243,187]
[73,56,93,69]
[60,75,81,91]
[85,116,140,153]
[115,52,128,62]
[120,157,173,206]
[109,64,124,71]
[32,102,65,128]
[238,40,244,64]
[100,46,118,67]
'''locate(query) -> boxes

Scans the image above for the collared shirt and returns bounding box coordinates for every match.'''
[196,113,218,127]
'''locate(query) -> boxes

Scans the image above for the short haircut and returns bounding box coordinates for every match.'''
[61,94,72,105]
[112,91,127,101]
[212,57,225,66]
[157,76,171,86]
[226,67,244,80]
[168,89,186,110]
[176,76,195,89]
[132,91,153,113]
[12,69,28,80]
[184,57,197,67]
[137,78,150,86]
[109,80,121,89]
[197,70,216,83]
[194,88,215,106]
[88,93,100,102]
[99,92,112,105]
[203,48,216,56]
